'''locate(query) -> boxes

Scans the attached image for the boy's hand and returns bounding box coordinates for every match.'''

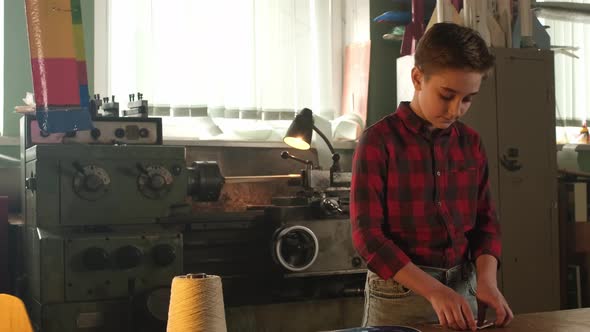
[475,281,514,327]
[427,285,477,331]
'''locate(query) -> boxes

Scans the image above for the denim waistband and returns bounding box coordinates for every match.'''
[417,263,474,286]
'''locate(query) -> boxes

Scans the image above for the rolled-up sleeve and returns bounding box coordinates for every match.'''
[467,141,502,266]
[350,128,411,281]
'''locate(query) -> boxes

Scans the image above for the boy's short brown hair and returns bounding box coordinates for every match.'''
[414,23,495,76]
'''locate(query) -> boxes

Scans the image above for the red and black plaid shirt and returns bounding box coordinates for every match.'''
[350,102,501,281]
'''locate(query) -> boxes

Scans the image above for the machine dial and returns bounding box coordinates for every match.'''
[273,225,319,272]
[151,244,176,267]
[83,247,110,271]
[137,164,174,199]
[90,128,101,140]
[73,163,111,201]
[115,245,143,270]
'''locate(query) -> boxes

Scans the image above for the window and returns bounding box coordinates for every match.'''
[538,0,590,125]
[95,0,369,142]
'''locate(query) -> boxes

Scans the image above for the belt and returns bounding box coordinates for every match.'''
[418,263,474,286]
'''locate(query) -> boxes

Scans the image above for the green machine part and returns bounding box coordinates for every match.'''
[557,144,590,175]
[24,145,189,227]
[30,299,129,332]
[30,294,172,332]
[25,227,183,305]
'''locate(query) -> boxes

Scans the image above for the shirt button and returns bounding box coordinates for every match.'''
[436,171,441,176]
[437,201,442,207]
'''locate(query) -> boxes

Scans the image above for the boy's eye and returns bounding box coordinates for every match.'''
[440,94,453,101]
[462,96,473,103]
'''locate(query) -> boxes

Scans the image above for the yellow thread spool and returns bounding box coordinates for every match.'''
[167,273,227,332]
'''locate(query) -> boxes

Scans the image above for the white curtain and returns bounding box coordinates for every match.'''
[538,0,590,123]
[107,0,343,121]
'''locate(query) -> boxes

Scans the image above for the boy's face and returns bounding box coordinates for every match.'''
[411,67,483,130]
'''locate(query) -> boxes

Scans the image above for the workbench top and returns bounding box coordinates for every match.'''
[330,308,590,332]
[413,308,590,332]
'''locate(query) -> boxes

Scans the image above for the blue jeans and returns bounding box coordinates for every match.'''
[362,264,478,327]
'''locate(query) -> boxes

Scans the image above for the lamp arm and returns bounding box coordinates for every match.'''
[312,125,341,173]
[312,125,336,155]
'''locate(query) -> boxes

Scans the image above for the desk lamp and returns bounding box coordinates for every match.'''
[283,108,341,173]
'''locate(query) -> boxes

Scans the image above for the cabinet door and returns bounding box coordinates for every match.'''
[460,64,500,211]
[495,48,559,313]
[460,56,502,292]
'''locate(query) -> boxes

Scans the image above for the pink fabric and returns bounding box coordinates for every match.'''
[401,0,425,56]
[341,41,370,123]
[31,58,81,106]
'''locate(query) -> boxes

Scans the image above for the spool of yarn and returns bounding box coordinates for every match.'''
[167,273,227,332]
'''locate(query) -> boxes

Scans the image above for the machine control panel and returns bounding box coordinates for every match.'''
[23,117,163,148]
[25,227,183,304]
[25,145,188,226]
[66,233,182,302]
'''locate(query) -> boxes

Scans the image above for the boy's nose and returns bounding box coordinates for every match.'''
[448,101,462,119]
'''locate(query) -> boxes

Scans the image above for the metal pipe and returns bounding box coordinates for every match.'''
[535,2,590,23]
[534,1,590,15]
[0,154,19,164]
[224,174,301,184]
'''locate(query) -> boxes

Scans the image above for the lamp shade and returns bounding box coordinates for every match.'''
[284,108,314,150]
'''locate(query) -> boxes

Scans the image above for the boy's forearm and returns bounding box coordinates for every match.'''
[475,254,498,286]
[394,262,445,300]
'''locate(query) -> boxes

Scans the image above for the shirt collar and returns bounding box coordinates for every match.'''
[395,102,459,138]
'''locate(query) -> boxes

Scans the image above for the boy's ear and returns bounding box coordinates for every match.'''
[411,66,423,91]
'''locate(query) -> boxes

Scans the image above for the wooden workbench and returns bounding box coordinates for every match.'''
[414,308,590,332]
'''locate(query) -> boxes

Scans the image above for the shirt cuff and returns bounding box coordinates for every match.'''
[366,241,412,281]
[471,236,502,270]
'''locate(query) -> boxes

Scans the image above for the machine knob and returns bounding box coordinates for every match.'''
[91,128,101,139]
[73,164,111,200]
[83,247,110,271]
[352,256,363,268]
[25,176,37,191]
[149,174,166,190]
[321,197,343,214]
[139,128,150,138]
[84,174,104,192]
[115,245,143,270]
[114,128,125,138]
[137,165,174,199]
[151,244,176,267]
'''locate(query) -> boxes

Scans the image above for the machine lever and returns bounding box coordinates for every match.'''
[136,163,149,175]
[72,161,86,175]
[281,151,314,168]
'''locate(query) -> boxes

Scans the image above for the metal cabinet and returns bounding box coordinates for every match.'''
[461,48,559,314]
